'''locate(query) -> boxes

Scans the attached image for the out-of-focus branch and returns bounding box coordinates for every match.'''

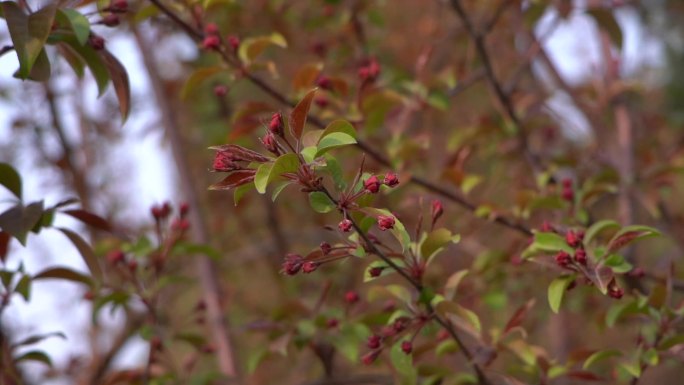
[448,0,543,174]
[148,0,533,237]
[0,45,14,58]
[131,25,239,381]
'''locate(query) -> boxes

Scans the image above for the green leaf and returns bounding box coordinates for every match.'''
[2,2,56,79]
[315,132,356,157]
[173,242,222,260]
[14,350,52,367]
[420,228,456,262]
[238,32,287,63]
[300,146,317,163]
[58,227,103,281]
[254,154,299,194]
[0,162,22,199]
[603,254,633,273]
[585,219,620,245]
[33,267,93,287]
[390,341,417,385]
[289,89,317,141]
[233,183,252,206]
[548,275,575,313]
[271,181,292,202]
[0,201,44,245]
[658,334,684,350]
[444,269,468,300]
[308,191,335,213]
[319,120,356,141]
[56,9,89,46]
[583,349,622,370]
[620,361,641,378]
[11,332,66,348]
[246,348,269,374]
[14,274,31,301]
[534,232,575,253]
[55,35,110,96]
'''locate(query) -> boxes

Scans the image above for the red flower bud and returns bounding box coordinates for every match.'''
[204,23,219,35]
[562,178,573,188]
[392,317,409,333]
[628,267,645,278]
[202,35,220,50]
[344,290,360,304]
[327,318,339,328]
[361,349,381,365]
[320,242,332,255]
[369,266,384,277]
[171,218,190,232]
[88,34,105,50]
[127,258,138,273]
[180,202,190,216]
[316,76,332,90]
[377,215,395,231]
[302,261,318,273]
[540,220,554,233]
[338,219,353,232]
[282,254,304,275]
[364,175,381,193]
[431,199,444,224]
[107,250,125,265]
[562,187,574,202]
[367,335,381,349]
[314,96,329,108]
[227,35,240,51]
[574,249,587,265]
[401,341,413,355]
[213,84,228,97]
[102,14,120,27]
[383,172,399,187]
[566,230,580,248]
[608,280,624,299]
[261,132,279,154]
[555,251,572,268]
[110,0,128,12]
[269,112,284,136]
[212,151,238,172]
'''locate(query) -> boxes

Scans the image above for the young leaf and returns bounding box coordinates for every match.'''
[0,162,22,199]
[14,274,31,301]
[58,228,103,281]
[607,225,660,253]
[420,228,455,261]
[14,350,53,367]
[444,269,468,300]
[548,275,575,313]
[254,154,299,194]
[61,209,112,232]
[254,163,274,194]
[181,66,226,99]
[318,120,357,141]
[99,49,130,121]
[583,349,623,370]
[584,219,620,245]
[238,32,287,63]
[55,9,89,46]
[308,191,335,213]
[315,132,357,157]
[33,267,94,287]
[289,89,317,141]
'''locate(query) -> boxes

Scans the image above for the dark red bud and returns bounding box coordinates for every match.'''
[316,76,332,90]
[327,318,339,328]
[338,219,353,232]
[364,175,381,193]
[562,187,574,202]
[88,34,105,50]
[574,249,587,265]
[361,349,381,365]
[566,230,580,248]
[171,218,190,232]
[314,96,329,108]
[213,84,228,97]
[227,35,240,51]
[282,254,304,275]
[555,251,572,268]
[431,200,444,223]
[383,172,399,187]
[344,290,360,304]
[369,266,384,277]
[320,242,332,255]
[367,335,381,349]
[377,215,395,231]
[261,132,279,154]
[202,35,220,50]
[107,250,125,265]
[102,14,120,27]
[401,341,412,355]
[204,23,219,35]
[110,0,128,12]
[302,261,319,273]
[180,202,190,216]
[562,178,572,188]
[269,112,284,136]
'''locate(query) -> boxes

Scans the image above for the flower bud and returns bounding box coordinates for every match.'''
[401,341,412,355]
[338,219,353,232]
[212,151,238,172]
[268,112,284,136]
[377,215,395,231]
[88,34,105,50]
[102,14,120,27]
[107,250,125,265]
[227,35,240,51]
[202,35,220,50]
[367,335,381,349]
[554,251,572,268]
[369,266,384,277]
[302,261,318,273]
[344,290,359,304]
[566,230,580,248]
[204,23,219,35]
[431,199,444,224]
[261,132,279,154]
[180,202,190,217]
[314,96,329,108]
[574,249,587,265]
[364,175,381,193]
[361,349,381,365]
[213,84,228,97]
[327,318,339,328]
[383,172,399,187]
[316,76,332,90]
[282,254,304,275]
[320,242,332,255]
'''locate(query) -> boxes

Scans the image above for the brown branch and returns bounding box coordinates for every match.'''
[319,188,491,385]
[131,24,239,381]
[448,0,543,174]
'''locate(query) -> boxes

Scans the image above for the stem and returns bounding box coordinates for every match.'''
[319,187,491,385]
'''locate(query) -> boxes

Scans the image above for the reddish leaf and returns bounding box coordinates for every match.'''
[0,231,9,263]
[58,227,103,281]
[33,267,94,287]
[99,49,130,122]
[289,89,317,141]
[209,170,257,190]
[62,209,112,232]
[209,144,271,163]
[566,371,605,381]
[504,299,535,334]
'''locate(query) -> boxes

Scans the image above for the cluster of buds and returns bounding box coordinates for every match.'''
[358,57,381,83]
[363,172,399,194]
[554,229,587,269]
[202,23,221,50]
[362,316,416,365]
[106,249,138,273]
